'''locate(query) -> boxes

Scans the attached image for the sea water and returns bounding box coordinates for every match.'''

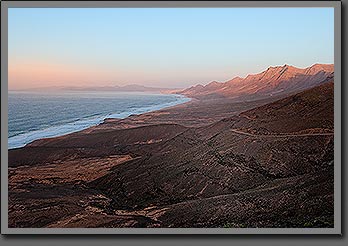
[8,91,190,149]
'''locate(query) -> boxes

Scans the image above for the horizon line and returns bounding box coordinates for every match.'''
[9,62,334,91]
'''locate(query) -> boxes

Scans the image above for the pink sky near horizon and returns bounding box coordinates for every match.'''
[8,60,219,90]
[9,61,131,90]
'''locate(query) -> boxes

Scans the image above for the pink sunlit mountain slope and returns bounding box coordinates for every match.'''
[177,63,334,99]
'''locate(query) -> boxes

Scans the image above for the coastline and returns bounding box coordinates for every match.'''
[8,93,192,150]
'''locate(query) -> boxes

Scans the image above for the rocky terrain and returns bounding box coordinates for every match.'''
[8,66,334,228]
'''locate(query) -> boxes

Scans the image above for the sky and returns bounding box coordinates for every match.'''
[8,7,334,90]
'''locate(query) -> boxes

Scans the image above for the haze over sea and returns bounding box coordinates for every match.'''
[8,91,190,149]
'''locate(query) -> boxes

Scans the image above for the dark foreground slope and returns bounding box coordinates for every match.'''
[8,82,334,228]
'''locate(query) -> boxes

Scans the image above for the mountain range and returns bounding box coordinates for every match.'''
[25,84,179,93]
[24,64,333,99]
[176,63,334,99]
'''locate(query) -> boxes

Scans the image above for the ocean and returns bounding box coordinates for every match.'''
[8,91,190,149]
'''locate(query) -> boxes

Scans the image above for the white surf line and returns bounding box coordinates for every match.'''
[8,95,191,149]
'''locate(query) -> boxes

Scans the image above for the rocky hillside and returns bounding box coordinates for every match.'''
[8,82,334,228]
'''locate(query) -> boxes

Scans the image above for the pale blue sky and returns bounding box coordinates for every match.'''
[8,8,334,89]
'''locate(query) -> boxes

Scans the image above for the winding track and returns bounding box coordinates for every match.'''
[230,129,334,138]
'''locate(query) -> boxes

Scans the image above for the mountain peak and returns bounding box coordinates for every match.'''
[266,64,295,71]
[305,63,334,75]
[267,65,283,71]
[209,81,220,84]
[310,63,333,69]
